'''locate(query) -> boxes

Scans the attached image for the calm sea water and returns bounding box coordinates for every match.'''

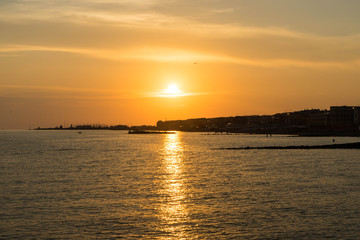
[1,130,360,239]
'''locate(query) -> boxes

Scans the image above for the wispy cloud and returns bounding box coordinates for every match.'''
[1,44,360,70]
[0,84,216,101]
[211,8,235,14]
[1,0,359,42]
[231,57,360,70]
[0,0,331,39]
[0,84,140,100]
[1,0,360,72]
[2,0,360,44]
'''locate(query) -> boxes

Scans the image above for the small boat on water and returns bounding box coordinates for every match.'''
[128,130,176,134]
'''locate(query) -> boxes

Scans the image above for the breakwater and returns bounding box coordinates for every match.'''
[219,142,360,150]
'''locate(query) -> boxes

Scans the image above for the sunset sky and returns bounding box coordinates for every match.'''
[1,0,360,129]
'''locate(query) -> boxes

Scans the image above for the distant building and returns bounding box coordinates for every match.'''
[355,107,360,130]
[307,110,329,127]
[329,106,356,127]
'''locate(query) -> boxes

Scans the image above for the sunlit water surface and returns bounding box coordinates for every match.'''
[1,131,360,239]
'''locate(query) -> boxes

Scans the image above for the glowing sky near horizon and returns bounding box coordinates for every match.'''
[1,0,360,129]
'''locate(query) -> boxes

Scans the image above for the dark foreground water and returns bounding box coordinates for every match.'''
[1,130,360,239]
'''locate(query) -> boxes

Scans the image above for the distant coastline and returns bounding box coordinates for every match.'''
[35,105,360,137]
[35,124,130,131]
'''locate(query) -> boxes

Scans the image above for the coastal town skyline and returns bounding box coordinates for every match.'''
[36,105,360,137]
[1,1,360,129]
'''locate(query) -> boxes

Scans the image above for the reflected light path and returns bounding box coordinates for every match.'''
[158,132,190,239]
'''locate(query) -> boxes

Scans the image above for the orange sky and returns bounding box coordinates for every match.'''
[1,0,360,129]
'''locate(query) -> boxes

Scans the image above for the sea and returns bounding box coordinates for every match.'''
[1,130,360,239]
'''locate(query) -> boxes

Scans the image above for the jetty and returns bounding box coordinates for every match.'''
[218,142,360,150]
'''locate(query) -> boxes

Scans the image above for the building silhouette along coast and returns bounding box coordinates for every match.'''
[157,106,360,136]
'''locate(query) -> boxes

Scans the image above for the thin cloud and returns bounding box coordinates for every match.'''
[1,0,359,43]
[211,8,235,14]
[0,84,117,93]
[0,84,214,101]
[0,84,141,100]
[0,1,327,40]
[221,56,360,70]
[2,0,360,44]
[1,44,360,70]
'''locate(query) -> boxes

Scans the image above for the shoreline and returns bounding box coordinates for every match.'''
[31,128,360,137]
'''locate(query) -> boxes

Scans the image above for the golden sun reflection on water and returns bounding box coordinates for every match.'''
[158,133,189,239]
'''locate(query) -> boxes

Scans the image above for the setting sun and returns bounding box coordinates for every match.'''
[164,83,182,96]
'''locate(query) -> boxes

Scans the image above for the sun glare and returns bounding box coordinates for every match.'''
[165,84,182,96]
